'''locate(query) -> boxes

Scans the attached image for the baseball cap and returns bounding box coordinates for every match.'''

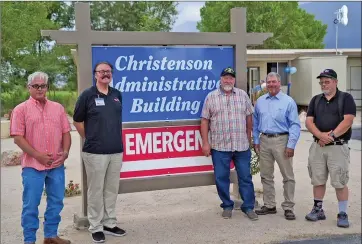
[221,67,236,77]
[316,69,337,79]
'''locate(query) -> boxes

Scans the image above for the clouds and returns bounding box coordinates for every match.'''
[172,2,204,32]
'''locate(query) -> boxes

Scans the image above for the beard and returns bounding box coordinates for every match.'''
[322,89,331,95]
[222,85,233,91]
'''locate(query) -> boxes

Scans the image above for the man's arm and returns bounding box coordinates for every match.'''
[246,115,252,145]
[252,103,261,145]
[332,115,355,137]
[73,122,85,138]
[200,118,210,145]
[73,92,87,138]
[244,92,254,146]
[200,95,212,156]
[305,96,324,139]
[286,101,301,149]
[14,136,41,159]
[62,132,71,154]
[332,94,356,137]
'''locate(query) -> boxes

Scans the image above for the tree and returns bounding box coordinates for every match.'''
[1,1,178,92]
[197,2,328,49]
[1,2,76,91]
[89,1,178,31]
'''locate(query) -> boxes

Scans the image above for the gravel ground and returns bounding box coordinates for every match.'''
[1,131,361,244]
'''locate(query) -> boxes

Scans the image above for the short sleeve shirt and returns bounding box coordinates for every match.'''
[201,87,254,152]
[307,89,356,140]
[10,97,71,171]
[73,86,123,154]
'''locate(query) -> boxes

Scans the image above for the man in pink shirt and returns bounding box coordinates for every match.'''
[10,71,72,244]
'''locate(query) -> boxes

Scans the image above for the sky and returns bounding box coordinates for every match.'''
[171,1,309,32]
[172,2,205,32]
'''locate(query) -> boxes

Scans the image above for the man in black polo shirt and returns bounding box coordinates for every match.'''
[73,61,125,243]
[305,68,356,228]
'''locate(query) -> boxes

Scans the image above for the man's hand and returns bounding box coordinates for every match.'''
[284,148,294,158]
[52,151,69,167]
[253,144,260,154]
[317,140,326,147]
[318,130,334,144]
[202,142,211,157]
[35,152,53,167]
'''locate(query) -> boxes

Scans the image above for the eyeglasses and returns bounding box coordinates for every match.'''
[95,70,112,75]
[319,80,331,85]
[29,84,48,90]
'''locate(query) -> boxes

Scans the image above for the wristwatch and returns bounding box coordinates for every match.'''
[330,131,337,139]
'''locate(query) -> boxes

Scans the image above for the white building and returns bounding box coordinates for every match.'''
[246,48,361,107]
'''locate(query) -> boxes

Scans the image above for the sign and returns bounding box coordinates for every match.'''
[92,46,234,123]
[120,125,235,179]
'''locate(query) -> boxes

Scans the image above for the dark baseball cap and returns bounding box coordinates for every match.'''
[221,67,236,77]
[316,69,337,79]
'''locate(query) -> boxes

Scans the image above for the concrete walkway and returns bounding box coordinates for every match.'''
[1,131,361,244]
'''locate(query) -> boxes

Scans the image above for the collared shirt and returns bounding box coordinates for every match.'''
[253,91,301,149]
[306,89,356,140]
[73,85,123,154]
[201,87,254,152]
[10,97,71,171]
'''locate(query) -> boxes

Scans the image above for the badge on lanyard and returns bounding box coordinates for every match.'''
[95,95,105,106]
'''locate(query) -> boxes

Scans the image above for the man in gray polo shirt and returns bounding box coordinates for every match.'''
[73,61,125,243]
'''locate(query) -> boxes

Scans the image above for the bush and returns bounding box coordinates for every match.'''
[47,91,78,116]
[0,90,77,117]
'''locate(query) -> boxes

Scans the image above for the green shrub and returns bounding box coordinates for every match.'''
[1,90,77,117]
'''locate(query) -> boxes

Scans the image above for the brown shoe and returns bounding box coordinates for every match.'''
[284,210,296,220]
[43,236,71,244]
[255,206,277,215]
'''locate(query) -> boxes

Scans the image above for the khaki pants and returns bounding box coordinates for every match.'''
[259,134,295,211]
[82,152,123,233]
[308,142,350,188]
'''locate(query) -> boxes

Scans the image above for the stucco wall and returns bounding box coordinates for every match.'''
[247,61,267,81]
[290,56,348,105]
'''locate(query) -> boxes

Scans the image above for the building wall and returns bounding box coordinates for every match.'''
[347,57,362,106]
[247,61,267,81]
[310,56,348,95]
[290,58,313,105]
[290,56,348,105]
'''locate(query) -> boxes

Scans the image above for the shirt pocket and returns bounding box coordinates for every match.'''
[272,106,287,123]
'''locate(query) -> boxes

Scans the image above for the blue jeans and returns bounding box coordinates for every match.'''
[21,165,65,243]
[211,149,255,212]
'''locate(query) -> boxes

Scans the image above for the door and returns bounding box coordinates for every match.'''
[247,67,260,96]
[348,66,361,107]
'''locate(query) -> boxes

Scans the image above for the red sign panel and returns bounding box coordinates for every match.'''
[120,125,234,179]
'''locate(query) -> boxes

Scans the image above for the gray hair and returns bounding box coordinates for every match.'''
[27,71,48,85]
[266,72,281,82]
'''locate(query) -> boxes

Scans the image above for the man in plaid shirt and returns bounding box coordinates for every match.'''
[200,67,258,220]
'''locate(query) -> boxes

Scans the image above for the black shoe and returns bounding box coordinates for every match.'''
[92,231,105,243]
[284,210,296,220]
[255,206,277,215]
[104,226,126,237]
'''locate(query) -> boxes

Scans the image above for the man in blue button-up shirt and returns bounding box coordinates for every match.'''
[253,72,301,220]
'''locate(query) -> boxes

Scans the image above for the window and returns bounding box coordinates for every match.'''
[267,62,288,86]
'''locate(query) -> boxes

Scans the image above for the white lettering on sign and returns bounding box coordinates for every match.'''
[125,130,202,155]
[115,55,213,72]
[130,96,200,115]
[115,76,217,92]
